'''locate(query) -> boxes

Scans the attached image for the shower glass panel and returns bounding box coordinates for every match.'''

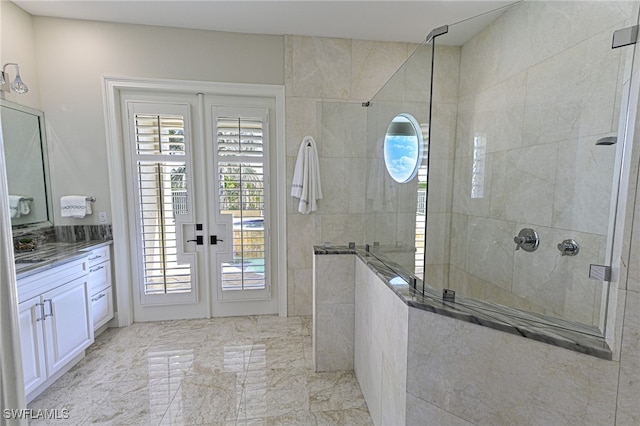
[363,41,434,277]
[362,0,639,334]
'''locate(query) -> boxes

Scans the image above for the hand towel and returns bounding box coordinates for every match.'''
[61,195,92,218]
[291,136,322,214]
[9,195,24,218]
[366,138,396,212]
[19,198,30,216]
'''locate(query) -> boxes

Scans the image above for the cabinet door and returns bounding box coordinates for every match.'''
[43,277,94,375]
[18,297,47,395]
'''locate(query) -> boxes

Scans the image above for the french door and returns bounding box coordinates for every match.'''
[119,90,280,321]
[206,102,278,316]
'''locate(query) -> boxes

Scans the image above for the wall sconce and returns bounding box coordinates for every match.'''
[0,63,29,94]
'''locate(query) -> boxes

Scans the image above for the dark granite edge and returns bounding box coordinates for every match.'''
[314,245,613,360]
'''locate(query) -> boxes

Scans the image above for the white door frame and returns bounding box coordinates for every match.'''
[102,76,287,326]
[0,102,28,417]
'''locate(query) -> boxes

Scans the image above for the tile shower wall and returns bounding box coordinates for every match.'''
[313,254,355,371]
[406,306,620,425]
[447,1,635,325]
[354,259,408,426]
[285,36,416,315]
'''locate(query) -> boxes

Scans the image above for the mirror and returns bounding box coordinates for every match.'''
[0,99,53,227]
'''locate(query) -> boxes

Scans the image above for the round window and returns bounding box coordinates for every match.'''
[383,113,423,183]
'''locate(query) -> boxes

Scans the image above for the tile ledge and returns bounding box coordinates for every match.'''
[313,245,612,360]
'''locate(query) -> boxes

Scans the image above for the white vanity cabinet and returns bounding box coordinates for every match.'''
[18,296,47,395]
[17,257,94,401]
[86,245,113,331]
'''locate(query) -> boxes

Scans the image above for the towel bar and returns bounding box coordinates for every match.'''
[86,196,96,202]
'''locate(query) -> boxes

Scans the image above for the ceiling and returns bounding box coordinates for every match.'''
[12,0,518,45]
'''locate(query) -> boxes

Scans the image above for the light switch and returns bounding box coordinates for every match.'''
[98,211,108,224]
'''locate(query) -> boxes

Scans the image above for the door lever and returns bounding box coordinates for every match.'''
[210,235,224,245]
[187,235,203,245]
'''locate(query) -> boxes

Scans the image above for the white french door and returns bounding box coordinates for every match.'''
[122,95,207,321]
[206,103,278,316]
[118,88,280,321]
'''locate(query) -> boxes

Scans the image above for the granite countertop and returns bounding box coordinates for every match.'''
[14,240,113,279]
[314,245,612,360]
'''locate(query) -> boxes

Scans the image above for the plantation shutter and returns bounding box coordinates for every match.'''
[129,105,196,303]
[216,114,267,292]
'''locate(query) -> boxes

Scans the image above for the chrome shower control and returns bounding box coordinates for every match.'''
[557,239,579,256]
[514,228,539,252]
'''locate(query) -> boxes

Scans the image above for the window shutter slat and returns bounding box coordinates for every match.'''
[134,112,192,296]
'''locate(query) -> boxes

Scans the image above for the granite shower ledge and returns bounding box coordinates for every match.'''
[314,246,612,360]
[14,240,112,280]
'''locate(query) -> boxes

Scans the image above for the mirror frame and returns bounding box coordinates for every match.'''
[0,99,54,229]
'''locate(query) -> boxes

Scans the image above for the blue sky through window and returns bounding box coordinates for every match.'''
[384,115,420,183]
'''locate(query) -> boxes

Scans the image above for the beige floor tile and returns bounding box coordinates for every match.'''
[27,315,372,425]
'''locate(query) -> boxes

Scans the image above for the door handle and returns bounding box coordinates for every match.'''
[187,235,204,245]
[210,235,224,245]
[44,299,54,318]
[36,302,45,322]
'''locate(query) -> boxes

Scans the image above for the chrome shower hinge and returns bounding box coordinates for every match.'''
[443,289,455,302]
[612,25,639,49]
[589,264,612,281]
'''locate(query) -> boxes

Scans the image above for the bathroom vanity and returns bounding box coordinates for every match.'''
[15,240,113,402]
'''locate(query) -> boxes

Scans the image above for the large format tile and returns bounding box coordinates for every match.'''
[616,289,640,425]
[306,371,367,413]
[87,378,177,425]
[407,308,619,426]
[27,316,370,425]
[161,373,240,424]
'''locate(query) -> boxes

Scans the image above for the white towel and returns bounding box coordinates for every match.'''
[291,136,322,214]
[61,195,92,218]
[366,138,396,212]
[9,195,30,218]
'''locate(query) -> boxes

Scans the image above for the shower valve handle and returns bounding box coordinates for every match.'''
[513,235,535,250]
[513,236,527,249]
[557,239,579,256]
[514,228,539,252]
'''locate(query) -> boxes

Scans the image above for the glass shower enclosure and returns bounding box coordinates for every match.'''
[360,0,639,335]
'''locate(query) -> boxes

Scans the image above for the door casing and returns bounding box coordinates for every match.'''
[103,77,287,325]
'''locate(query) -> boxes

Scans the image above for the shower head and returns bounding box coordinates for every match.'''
[596,136,617,146]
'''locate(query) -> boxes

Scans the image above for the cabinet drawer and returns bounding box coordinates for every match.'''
[18,257,88,303]
[91,286,113,330]
[87,246,110,267]
[88,260,110,294]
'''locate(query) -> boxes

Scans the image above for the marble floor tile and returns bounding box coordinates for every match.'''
[307,371,368,413]
[27,315,372,425]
